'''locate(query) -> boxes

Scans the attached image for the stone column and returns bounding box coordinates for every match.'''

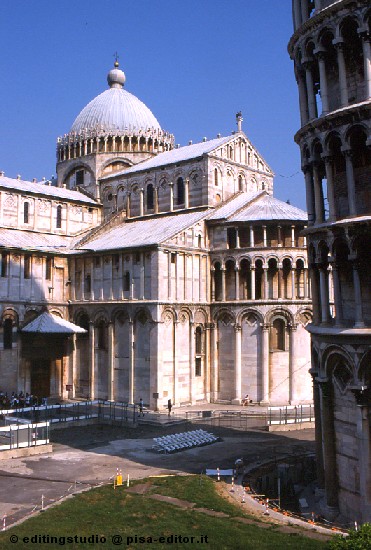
[342,148,357,216]
[293,0,301,30]
[361,32,371,99]
[315,50,330,114]
[250,266,255,300]
[312,162,325,223]
[309,265,321,325]
[263,267,268,300]
[211,266,215,301]
[312,375,325,490]
[211,323,218,401]
[173,321,178,405]
[139,253,145,300]
[319,380,339,513]
[235,265,240,301]
[70,334,77,399]
[235,228,240,249]
[277,263,282,299]
[139,189,144,216]
[169,183,174,212]
[330,262,344,326]
[185,179,189,209]
[322,154,336,221]
[263,225,267,247]
[204,323,212,401]
[89,322,95,400]
[126,193,131,218]
[277,225,282,247]
[304,268,309,299]
[303,165,315,225]
[289,325,297,403]
[167,252,172,300]
[154,187,159,214]
[189,322,194,403]
[221,267,226,302]
[296,69,309,125]
[261,324,270,404]
[291,225,295,247]
[232,324,242,404]
[300,0,309,23]
[303,59,317,119]
[319,265,331,324]
[291,266,296,299]
[352,389,371,521]
[128,320,134,404]
[249,225,254,247]
[352,262,365,328]
[334,40,348,107]
[107,322,114,401]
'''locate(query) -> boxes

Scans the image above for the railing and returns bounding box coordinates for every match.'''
[267,405,314,425]
[0,421,49,451]
[1,400,138,426]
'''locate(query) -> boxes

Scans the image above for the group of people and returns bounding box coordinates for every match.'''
[0,391,46,410]
[137,398,173,417]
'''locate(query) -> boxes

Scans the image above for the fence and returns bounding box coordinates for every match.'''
[0,421,49,451]
[267,405,314,425]
[1,400,138,426]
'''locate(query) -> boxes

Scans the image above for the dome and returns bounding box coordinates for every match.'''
[69,63,163,136]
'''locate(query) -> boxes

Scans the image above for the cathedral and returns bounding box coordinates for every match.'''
[0,60,312,409]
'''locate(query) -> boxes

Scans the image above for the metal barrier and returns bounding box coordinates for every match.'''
[0,421,49,450]
[1,400,138,426]
[267,405,314,425]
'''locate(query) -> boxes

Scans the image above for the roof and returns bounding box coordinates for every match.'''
[101,135,233,179]
[71,87,162,136]
[21,312,87,334]
[70,64,163,136]
[207,191,263,220]
[77,209,209,251]
[0,228,76,253]
[0,176,97,205]
[228,194,307,222]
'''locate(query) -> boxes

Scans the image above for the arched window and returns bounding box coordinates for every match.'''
[271,319,286,351]
[56,205,62,228]
[1,253,8,278]
[176,177,185,205]
[214,168,219,186]
[45,257,52,280]
[24,255,31,279]
[146,184,154,210]
[123,271,130,292]
[195,326,203,376]
[24,202,29,224]
[97,320,107,350]
[3,318,13,349]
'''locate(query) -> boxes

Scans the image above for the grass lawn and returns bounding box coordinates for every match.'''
[0,475,329,549]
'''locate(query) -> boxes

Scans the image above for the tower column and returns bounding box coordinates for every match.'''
[315,50,330,114]
[303,59,317,119]
[89,322,95,400]
[319,380,339,512]
[342,148,357,216]
[334,40,349,107]
[322,155,336,221]
[107,322,114,401]
[303,164,315,225]
[261,324,270,404]
[361,32,371,99]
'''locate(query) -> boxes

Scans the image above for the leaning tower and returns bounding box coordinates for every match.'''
[288,1,371,523]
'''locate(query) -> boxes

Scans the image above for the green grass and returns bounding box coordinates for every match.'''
[0,475,328,549]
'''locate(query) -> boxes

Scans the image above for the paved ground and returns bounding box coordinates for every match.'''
[0,411,317,530]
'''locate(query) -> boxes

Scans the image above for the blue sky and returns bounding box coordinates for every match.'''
[0,1,305,208]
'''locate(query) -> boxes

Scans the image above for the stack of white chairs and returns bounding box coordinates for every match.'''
[152,429,219,453]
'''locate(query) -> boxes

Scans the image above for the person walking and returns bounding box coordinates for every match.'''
[139,398,144,417]
[167,399,172,416]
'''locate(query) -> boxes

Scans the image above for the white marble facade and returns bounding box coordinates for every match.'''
[0,63,312,410]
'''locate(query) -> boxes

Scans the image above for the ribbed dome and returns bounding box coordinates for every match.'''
[70,63,162,135]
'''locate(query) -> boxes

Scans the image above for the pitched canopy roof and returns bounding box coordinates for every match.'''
[21,312,87,334]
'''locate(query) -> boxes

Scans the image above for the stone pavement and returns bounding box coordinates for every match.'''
[0,417,317,532]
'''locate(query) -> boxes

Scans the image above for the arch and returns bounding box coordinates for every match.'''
[237,307,264,326]
[212,307,235,324]
[265,306,294,327]
[146,183,154,210]
[56,204,62,228]
[321,345,355,380]
[23,201,29,224]
[75,311,90,331]
[62,162,95,190]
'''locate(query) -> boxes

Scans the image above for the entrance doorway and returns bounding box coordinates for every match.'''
[31,359,50,398]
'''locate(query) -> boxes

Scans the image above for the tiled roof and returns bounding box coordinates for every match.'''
[207,191,263,220]
[0,228,75,253]
[22,312,87,334]
[77,209,209,251]
[101,135,233,179]
[228,194,307,222]
[0,176,97,204]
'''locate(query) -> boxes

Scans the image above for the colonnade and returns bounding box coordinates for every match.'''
[212,258,309,302]
[57,131,174,162]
